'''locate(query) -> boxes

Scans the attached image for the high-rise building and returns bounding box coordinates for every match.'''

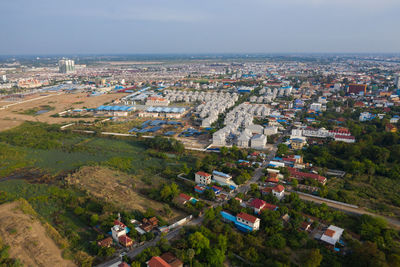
[395,73,400,89]
[58,59,75,74]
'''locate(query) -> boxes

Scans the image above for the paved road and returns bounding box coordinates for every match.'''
[96,216,204,267]
[237,127,290,195]
[294,191,400,229]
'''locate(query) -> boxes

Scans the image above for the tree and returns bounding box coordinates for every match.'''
[205,248,225,266]
[90,214,99,226]
[187,248,195,267]
[188,232,210,255]
[302,249,323,267]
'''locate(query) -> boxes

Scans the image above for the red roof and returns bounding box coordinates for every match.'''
[148,256,171,267]
[114,220,127,228]
[212,185,223,191]
[118,235,133,246]
[196,171,211,177]
[264,203,278,211]
[324,229,336,237]
[250,198,266,209]
[334,135,355,140]
[266,177,279,183]
[179,193,192,201]
[118,263,130,267]
[287,167,327,184]
[236,212,259,223]
[273,184,285,193]
[194,185,205,191]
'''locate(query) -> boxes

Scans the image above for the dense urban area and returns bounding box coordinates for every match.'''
[0,54,400,267]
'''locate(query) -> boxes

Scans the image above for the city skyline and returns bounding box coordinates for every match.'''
[1,0,400,55]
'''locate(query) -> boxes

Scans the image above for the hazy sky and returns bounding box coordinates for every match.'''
[1,0,399,55]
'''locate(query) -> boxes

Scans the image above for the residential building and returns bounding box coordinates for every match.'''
[249,198,278,214]
[347,84,367,95]
[195,171,212,185]
[212,170,232,184]
[287,167,327,185]
[272,184,285,200]
[147,256,171,267]
[118,235,133,247]
[236,212,260,231]
[386,123,397,133]
[160,252,183,267]
[97,237,113,248]
[320,225,344,246]
[290,138,307,149]
[146,96,170,106]
[250,134,267,149]
[111,225,126,242]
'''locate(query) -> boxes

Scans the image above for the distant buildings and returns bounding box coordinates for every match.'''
[145,96,170,106]
[58,59,75,74]
[347,84,367,95]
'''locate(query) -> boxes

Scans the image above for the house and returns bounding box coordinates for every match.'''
[194,185,206,194]
[141,217,159,232]
[333,135,356,143]
[111,225,126,242]
[249,198,278,214]
[290,138,307,149]
[160,252,183,267]
[272,185,285,200]
[177,193,192,205]
[212,170,232,184]
[320,225,344,246]
[118,235,133,247]
[300,221,312,232]
[97,237,113,248]
[236,212,261,231]
[195,171,212,185]
[287,167,327,185]
[147,256,171,267]
[118,262,130,267]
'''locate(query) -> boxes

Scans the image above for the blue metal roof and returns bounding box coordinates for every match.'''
[212,170,231,178]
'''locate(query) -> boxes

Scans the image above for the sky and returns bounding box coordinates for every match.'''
[1,0,399,55]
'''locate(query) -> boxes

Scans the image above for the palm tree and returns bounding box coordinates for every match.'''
[187,248,195,267]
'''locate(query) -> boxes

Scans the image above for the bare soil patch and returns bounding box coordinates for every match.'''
[0,201,76,267]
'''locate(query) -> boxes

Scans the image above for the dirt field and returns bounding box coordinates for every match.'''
[0,92,126,131]
[0,201,76,267]
[66,166,186,222]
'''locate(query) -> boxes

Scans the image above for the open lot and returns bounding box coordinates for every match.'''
[0,201,76,267]
[66,166,186,222]
[0,92,127,131]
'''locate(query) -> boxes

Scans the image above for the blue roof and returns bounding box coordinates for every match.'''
[96,105,134,111]
[220,211,236,222]
[212,170,231,178]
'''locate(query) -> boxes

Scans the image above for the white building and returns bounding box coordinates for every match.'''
[264,126,278,136]
[272,185,285,200]
[195,171,212,185]
[58,59,75,74]
[236,212,260,231]
[320,225,344,246]
[212,171,232,184]
[310,103,322,112]
[250,134,267,149]
[111,225,126,242]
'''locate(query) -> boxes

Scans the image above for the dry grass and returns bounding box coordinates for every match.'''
[66,166,186,222]
[0,92,126,131]
[0,201,76,267]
